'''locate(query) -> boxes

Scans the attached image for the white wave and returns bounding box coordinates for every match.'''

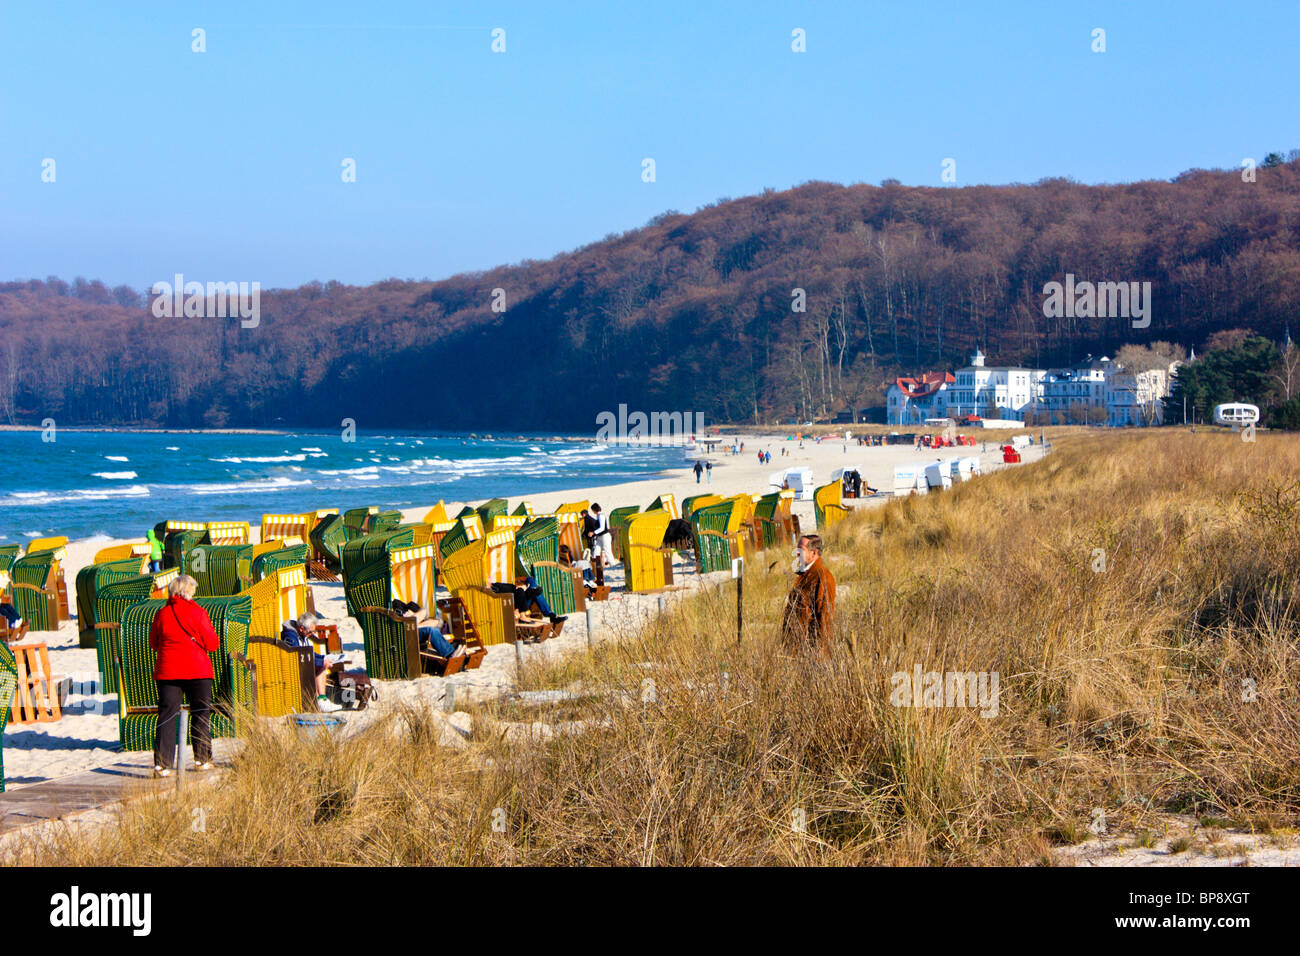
[301,447,323,452]
[104,455,130,462]
[2,485,152,506]
[93,471,138,480]
[209,454,307,464]
[166,446,180,451]
[178,477,312,495]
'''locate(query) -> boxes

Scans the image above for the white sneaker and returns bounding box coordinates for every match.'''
[11,618,22,628]
[317,697,342,713]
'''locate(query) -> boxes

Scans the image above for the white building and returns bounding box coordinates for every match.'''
[944,350,1045,421]
[1105,365,1177,426]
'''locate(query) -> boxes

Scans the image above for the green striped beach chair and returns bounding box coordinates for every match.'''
[164,528,208,571]
[309,513,348,573]
[94,570,177,693]
[250,543,308,583]
[516,517,585,617]
[9,551,60,632]
[116,596,253,753]
[690,501,742,574]
[475,498,509,529]
[343,507,379,540]
[607,505,640,563]
[0,642,17,790]
[341,530,425,680]
[75,557,147,649]
[187,544,254,596]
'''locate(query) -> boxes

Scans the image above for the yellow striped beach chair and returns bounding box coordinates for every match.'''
[621,510,675,592]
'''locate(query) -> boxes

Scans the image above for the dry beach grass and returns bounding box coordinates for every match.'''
[8,429,1300,866]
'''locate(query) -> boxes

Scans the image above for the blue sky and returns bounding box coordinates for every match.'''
[2,0,1296,289]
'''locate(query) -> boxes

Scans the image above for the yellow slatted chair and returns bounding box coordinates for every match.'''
[236,637,314,717]
[261,512,314,545]
[92,542,150,564]
[24,536,68,555]
[422,501,450,525]
[242,566,313,640]
[622,510,675,592]
[490,514,529,533]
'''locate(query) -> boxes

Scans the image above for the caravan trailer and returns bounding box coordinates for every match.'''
[1213,403,1260,427]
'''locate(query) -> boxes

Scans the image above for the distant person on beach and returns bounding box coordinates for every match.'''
[149,574,219,775]
[281,611,344,711]
[694,460,704,483]
[705,461,712,483]
[781,535,836,660]
[145,528,163,573]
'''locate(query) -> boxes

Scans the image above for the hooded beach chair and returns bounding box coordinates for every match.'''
[645,494,680,519]
[116,596,253,753]
[250,543,309,583]
[9,550,61,633]
[76,556,149,649]
[205,521,250,546]
[607,505,640,562]
[94,568,177,693]
[241,565,314,641]
[187,544,255,596]
[0,642,18,790]
[440,529,523,645]
[515,518,585,618]
[341,530,421,679]
[621,510,675,592]
[309,513,348,576]
[690,501,743,573]
[814,481,852,532]
[234,636,315,717]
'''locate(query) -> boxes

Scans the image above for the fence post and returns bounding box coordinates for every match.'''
[585,605,594,650]
[175,709,188,790]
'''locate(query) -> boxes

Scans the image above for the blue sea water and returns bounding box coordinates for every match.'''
[0,430,685,543]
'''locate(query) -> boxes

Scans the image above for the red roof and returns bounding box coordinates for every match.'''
[895,371,955,400]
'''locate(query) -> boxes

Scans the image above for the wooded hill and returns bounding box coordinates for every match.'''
[3,156,1298,430]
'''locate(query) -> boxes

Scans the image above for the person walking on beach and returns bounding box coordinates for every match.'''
[694,460,704,483]
[145,528,164,573]
[781,535,836,660]
[705,460,712,483]
[149,574,219,776]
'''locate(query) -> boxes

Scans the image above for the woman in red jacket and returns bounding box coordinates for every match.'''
[148,574,221,776]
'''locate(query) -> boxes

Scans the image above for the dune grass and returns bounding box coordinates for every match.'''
[7,429,1300,866]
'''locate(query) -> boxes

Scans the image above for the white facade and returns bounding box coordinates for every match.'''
[884,350,1178,428]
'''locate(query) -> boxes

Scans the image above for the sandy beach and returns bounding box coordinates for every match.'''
[2,431,1033,793]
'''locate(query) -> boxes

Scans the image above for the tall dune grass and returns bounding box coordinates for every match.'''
[9,430,1300,865]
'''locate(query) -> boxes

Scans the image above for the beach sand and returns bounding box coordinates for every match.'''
[2,432,1033,794]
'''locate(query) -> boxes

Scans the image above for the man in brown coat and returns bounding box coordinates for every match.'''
[782,534,836,658]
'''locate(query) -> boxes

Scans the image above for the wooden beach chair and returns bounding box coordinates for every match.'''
[115,596,253,753]
[621,510,675,592]
[75,556,149,649]
[814,481,852,532]
[187,544,255,596]
[515,517,586,618]
[250,543,309,583]
[9,550,61,633]
[234,636,315,717]
[440,530,523,646]
[340,530,425,679]
[434,596,487,668]
[691,501,743,573]
[645,493,680,519]
[94,568,177,694]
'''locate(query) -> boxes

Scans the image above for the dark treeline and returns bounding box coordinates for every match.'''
[3,156,1298,430]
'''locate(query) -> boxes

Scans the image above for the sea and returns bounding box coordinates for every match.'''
[0,429,686,544]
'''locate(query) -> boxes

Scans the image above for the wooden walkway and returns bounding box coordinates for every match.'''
[0,761,168,836]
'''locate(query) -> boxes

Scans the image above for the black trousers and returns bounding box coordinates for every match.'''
[154,678,213,768]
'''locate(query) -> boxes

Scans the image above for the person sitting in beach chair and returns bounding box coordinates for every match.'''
[491,575,567,636]
[0,602,23,632]
[390,599,465,661]
[280,612,344,712]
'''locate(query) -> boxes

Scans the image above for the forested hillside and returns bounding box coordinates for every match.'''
[3,156,1298,429]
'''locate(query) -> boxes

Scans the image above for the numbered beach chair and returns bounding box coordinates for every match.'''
[241,565,314,641]
[250,543,309,583]
[234,636,315,717]
[621,510,675,592]
[116,596,253,753]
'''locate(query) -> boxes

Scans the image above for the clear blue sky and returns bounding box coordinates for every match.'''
[2,0,1296,290]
